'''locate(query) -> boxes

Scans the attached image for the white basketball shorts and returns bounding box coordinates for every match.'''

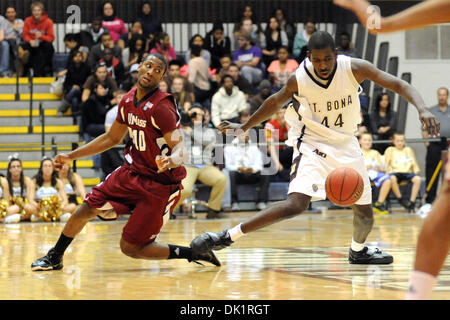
[288,135,372,205]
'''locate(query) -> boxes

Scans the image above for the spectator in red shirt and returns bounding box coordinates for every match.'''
[101,1,127,43]
[19,1,54,76]
[264,106,292,182]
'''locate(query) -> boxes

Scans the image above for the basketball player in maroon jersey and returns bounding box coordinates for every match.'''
[31,53,220,270]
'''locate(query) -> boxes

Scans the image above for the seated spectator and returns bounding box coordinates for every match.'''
[87,32,122,72]
[265,107,292,182]
[216,54,232,83]
[233,16,263,50]
[82,62,118,103]
[56,33,89,79]
[232,4,255,36]
[3,5,24,74]
[101,89,126,178]
[185,34,211,67]
[225,121,270,211]
[188,44,212,109]
[101,1,127,44]
[204,23,231,71]
[99,47,126,85]
[122,34,147,68]
[175,104,227,219]
[385,133,422,212]
[150,32,176,63]
[293,19,316,61]
[267,46,299,91]
[0,15,12,76]
[249,80,273,117]
[81,82,113,139]
[203,108,213,128]
[211,74,247,128]
[57,163,86,214]
[118,21,145,50]
[227,63,253,101]
[359,133,392,215]
[58,50,91,118]
[234,32,264,85]
[158,79,170,93]
[164,59,195,100]
[337,31,361,58]
[261,16,288,67]
[171,76,194,111]
[121,63,139,91]
[27,157,71,222]
[274,8,296,51]
[19,1,55,76]
[79,17,104,49]
[370,93,397,154]
[136,2,162,46]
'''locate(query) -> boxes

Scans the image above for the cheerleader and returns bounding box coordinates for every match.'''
[4,155,34,223]
[57,163,86,214]
[28,157,71,222]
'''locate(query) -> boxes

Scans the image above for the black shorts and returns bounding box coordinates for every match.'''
[390,172,416,183]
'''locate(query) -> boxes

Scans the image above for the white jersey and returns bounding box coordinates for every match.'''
[284,55,372,204]
[285,54,362,146]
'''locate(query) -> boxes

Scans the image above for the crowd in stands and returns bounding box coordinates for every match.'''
[0,1,447,221]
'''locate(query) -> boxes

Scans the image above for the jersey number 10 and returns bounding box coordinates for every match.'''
[130,129,146,151]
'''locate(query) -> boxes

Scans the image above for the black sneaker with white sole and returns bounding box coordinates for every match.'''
[349,246,393,264]
[190,229,233,255]
[31,248,63,271]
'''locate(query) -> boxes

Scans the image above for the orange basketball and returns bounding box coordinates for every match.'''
[325,167,364,207]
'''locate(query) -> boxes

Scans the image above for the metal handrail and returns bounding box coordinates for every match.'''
[27,68,34,133]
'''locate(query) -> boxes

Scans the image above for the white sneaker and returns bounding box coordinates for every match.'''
[5,214,21,224]
[30,214,40,222]
[60,212,71,222]
[231,203,240,211]
[256,202,267,210]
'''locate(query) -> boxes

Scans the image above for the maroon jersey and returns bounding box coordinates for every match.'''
[116,87,186,184]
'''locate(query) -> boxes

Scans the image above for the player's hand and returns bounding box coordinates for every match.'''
[156,155,173,173]
[419,109,440,138]
[217,121,246,136]
[54,154,72,170]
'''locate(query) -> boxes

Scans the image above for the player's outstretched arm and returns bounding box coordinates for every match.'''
[351,58,440,137]
[218,74,298,135]
[333,0,450,34]
[54,120,129,170]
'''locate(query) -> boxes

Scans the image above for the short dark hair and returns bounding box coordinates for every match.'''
[307,31,335,51]
[144,52,168,74]
[221,74,234,85]
[63,33,78,42]
[190,44,202,57]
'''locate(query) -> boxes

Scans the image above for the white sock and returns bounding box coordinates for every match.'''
[60,212,72,222]
[228,223,244,241]
[5,214,21,224]
[351,238,365,252]
[405,270,437,300]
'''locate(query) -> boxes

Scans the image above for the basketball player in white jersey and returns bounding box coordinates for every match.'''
[190,31,440,265]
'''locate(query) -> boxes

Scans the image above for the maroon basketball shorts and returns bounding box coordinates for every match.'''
[85,166,181,246]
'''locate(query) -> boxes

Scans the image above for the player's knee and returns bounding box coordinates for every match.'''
[120,238,140,258]
[73,202,99,220]
[284,194,310,217]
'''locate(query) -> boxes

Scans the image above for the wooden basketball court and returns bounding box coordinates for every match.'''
[0,209,448,300]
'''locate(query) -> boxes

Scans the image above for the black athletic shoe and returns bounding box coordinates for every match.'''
[31,248,63,271]
[399,199,411,211]
[206,209,227,219]
[373,201,389,215]
[190,229,233,255]
[190,250,221,266]
[348,247,393,264]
